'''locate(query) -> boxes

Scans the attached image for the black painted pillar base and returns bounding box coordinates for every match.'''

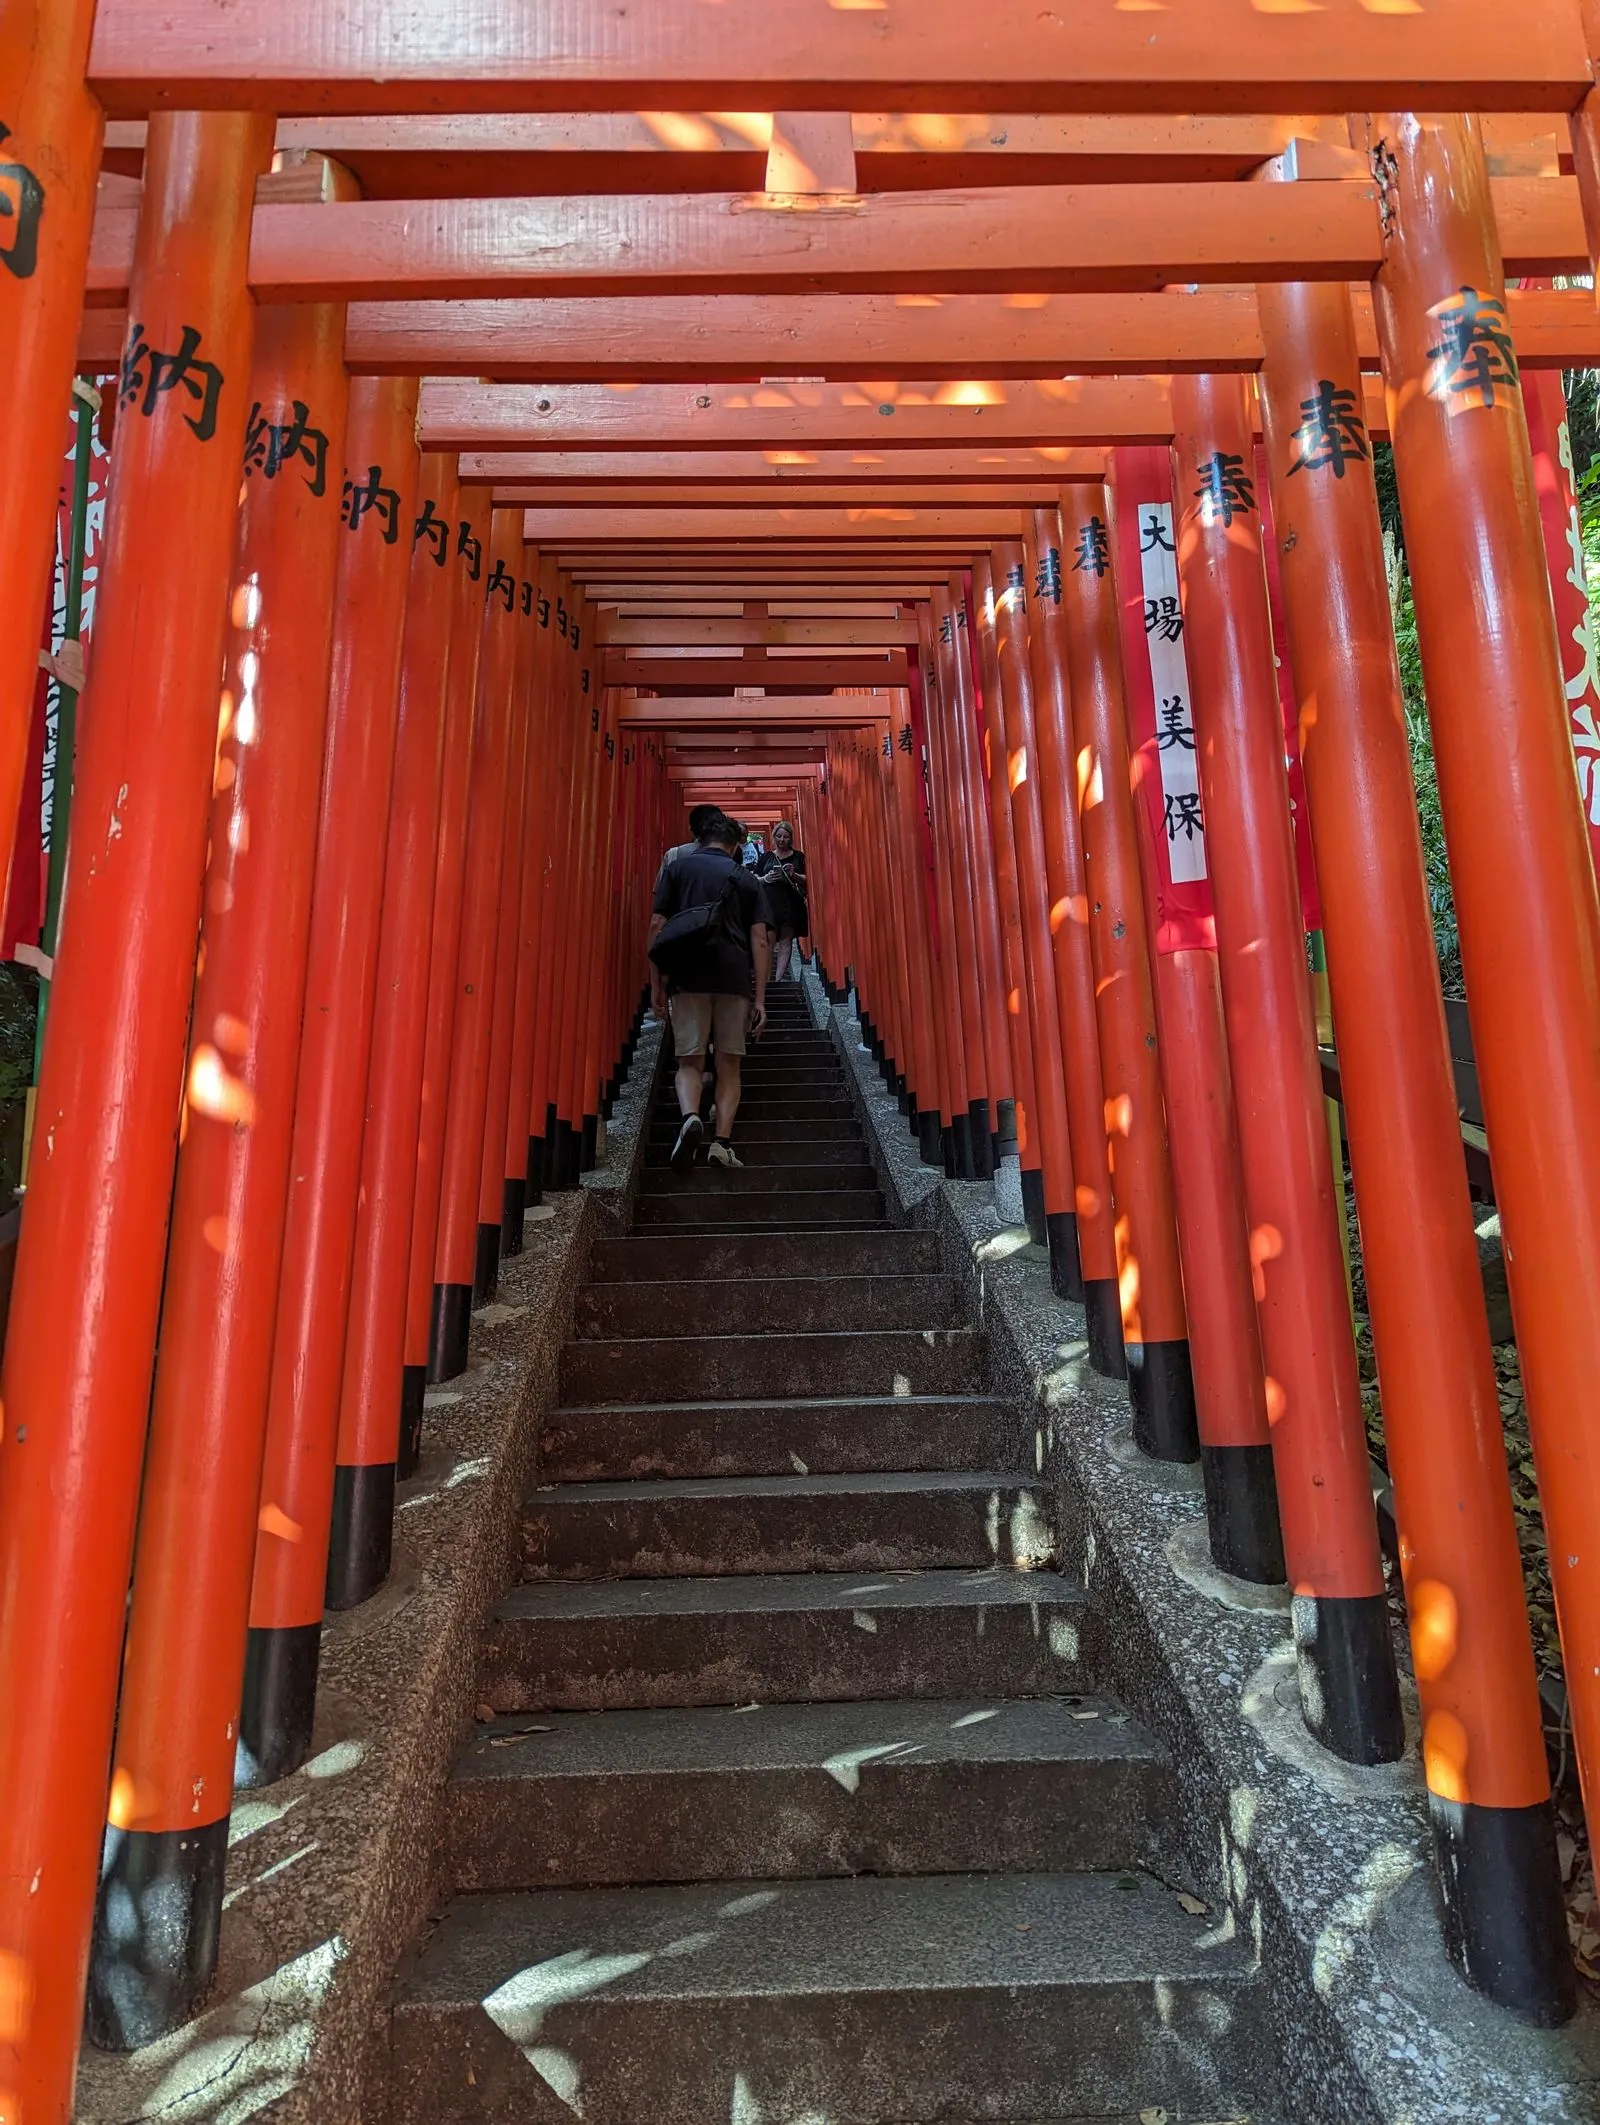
[502,1174,527,1257]
[1125,1337,1198,1459]
[544,1119,573,1189]
[1199,1441,1285,1584]
[325,1460,396,1611]
[473,1221,500,1306]
[941,1125,958,1178]
[428,1281,472,1383]
[1020,1165,1048,1247]
[967,1100,995,1179]
[897,1087,913,1116]
[581,1112,599,1170]
[397,1362,427,1480]
[1290,1590,1405,1765]
[1046,1210,1084,1303]
[87,1815,230,2049]
[236,1620,321,1790]
[1433,1794,1576,2024]
[918,1110,945,1165]
[1084,1279,1129,1381]
[950,1109,977,1180]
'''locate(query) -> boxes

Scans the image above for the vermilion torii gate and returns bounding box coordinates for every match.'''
[9,0,1600,2113]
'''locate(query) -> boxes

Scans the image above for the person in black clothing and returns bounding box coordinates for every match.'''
[648,813,773,1171]
[754,821,808,981]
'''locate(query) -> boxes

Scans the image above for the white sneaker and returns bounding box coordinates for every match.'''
[706,1140,744,1169]
[670,1113,705,1172]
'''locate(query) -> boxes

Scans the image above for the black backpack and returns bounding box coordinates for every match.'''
[649,871,738,976]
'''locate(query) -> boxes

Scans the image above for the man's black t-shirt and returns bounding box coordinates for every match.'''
[652,846,773,996]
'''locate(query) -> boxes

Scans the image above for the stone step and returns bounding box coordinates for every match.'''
[559,1327,984,1404]
[443,1695,1171,1890]
[639,1162,878,1195]
[574,1272,962,1339]
[647,1117,863,1145]
[479,1568,1088,1711]
[587,1229,941,1283]
[644,1137,867,1168]
[390,1870,1258,2125]
[541,1393,1027,1483]
[520,1470,1055,1580]
[633,1190,883,1228]
[662,1098,855,1121]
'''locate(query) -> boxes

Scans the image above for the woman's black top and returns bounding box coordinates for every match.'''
[754,848,807,931]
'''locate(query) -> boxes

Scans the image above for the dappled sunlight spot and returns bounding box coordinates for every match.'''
[1263,1376,1287,1425]
[640,112,723,152]
[1106,1093,1133,1137]
[1119,1253,1142,1315]
[230,576,262,630]
[821,1740,919,1792]
[1423,1709,1470,1803]
[1048,1614,1080,1663]
[1049,894,1072,934]
[213,1011,250,1058]
[893,293,943,308]
[720,1889,781,1917]
[217,689,236,747]
[934,380,1007,407]
[1311,1842,1417,2000]
[1409,1578,1458,1683]
[258,1502,302,1544]
[228,1793,302,1848]
[951,1708,1000,1729]
[1251,0,1322,10]
[485,1949,655,2059]
[202,1214,236,1254]
[107,1768,149,1832]
[1358,0,1423,11]
[1008,745,1028,792]
[188,1043,257,1129]
[976,1229,1031,1262]
[304,1739,366,1781]
[1075,1182,1104,1220]
[1248,1221,1283,1300]
[1004,293,1052,311]
[1078,744,1102,810]
[527,2047,584,2113]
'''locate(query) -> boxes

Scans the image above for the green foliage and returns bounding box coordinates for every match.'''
[1370,443,1463,995]
[0,964,36,1112]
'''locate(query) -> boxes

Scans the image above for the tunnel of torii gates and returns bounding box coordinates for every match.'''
[16,0,1600,2108]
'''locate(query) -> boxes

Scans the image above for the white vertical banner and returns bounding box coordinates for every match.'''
[1135,502,1208,886]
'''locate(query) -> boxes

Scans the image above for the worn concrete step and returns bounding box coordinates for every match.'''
[645,1137,867,1169]
[634,1189,883,1228]
[560,1326,984,1404]
[480,1568,1088,1711]
[648,1117,863,1145]
[588,1229,942,1284]
[574,1272,962,1339]
[390,1870,1258,2125]
[541,1393,1027,1484]
[520,1470,1054,1581]
[444,1696,1170,1890]
[640,1162,877,1195]
[667,1098,855,1121]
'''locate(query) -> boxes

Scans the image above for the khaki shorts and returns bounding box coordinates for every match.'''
[669,990,749,1058]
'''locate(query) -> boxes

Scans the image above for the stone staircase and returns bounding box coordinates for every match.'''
[390,982,1266,2123]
